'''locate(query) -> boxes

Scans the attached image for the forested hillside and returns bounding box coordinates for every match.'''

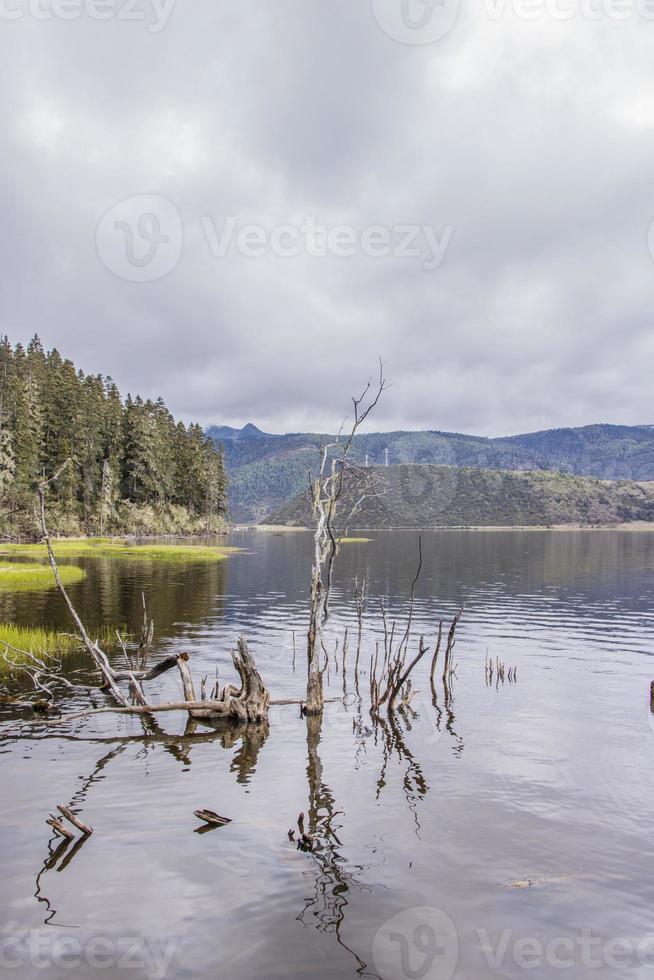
[267,465,654,529]
[208,423,654,522]
[0,336,227,538]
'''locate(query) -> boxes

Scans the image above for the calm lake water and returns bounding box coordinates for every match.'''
[1,529,654,979]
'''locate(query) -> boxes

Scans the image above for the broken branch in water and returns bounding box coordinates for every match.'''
[194,809,231,827]
[56,805,93,837]
[46,813,75,841]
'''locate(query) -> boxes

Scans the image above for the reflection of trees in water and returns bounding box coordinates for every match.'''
[1,558,229,640]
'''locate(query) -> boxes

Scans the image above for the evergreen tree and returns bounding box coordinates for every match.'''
[0,338,227,537]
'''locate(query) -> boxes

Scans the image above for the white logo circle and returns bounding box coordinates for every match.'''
[96,194,183,282]
[371,0,460,45]
[372,906,459,980]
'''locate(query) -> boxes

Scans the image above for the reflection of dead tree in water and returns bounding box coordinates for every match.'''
[295,715,369,976]
[429,618,465,758]
[226,721,269,785]
[374,711,428,835]
[33,741,127,925]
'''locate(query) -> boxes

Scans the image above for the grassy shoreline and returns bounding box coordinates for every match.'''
[0,623,122,670]
[0,563,86,593]
[0,539,240,563]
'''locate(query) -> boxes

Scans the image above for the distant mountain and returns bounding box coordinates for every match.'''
[266,465,654,529]
[207,423,268,442]
[207,422,654,523]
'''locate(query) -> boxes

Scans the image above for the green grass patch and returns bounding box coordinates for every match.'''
[0,563,86,593]
[0,539,240,563]
[0,623,121,669]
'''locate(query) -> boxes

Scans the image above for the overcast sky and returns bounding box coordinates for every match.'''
[1,0,653,436]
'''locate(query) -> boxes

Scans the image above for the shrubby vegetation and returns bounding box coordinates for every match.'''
[0,336,227,538]
[268,464,654,528]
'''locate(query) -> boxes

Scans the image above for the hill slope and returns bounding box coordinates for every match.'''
[207,423,654,523]
[265,465,654,528]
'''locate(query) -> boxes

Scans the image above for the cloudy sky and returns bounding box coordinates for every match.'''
[1,0,653,436]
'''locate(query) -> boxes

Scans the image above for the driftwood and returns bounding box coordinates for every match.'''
[56,805,93,836]
[194,809,231,827]
[46,813,75,841]
[175,643,269,723]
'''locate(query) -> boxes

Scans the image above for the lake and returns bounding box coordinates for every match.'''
[1,528,654,979]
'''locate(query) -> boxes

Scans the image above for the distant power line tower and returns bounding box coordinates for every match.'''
[384,448,389,467]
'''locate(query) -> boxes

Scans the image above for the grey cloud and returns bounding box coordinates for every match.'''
[1,0,653,436]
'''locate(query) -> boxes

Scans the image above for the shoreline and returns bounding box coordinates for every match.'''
[246,522,654,533]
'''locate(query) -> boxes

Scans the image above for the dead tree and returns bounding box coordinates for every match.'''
[306,363,388,714]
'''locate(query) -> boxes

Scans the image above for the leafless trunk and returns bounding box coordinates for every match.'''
[305,364,387,714]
